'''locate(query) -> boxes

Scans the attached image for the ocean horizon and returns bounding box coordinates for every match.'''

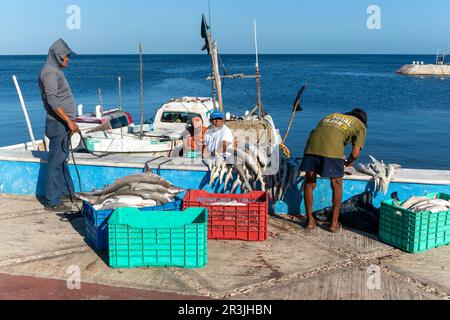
[1,54,449,170]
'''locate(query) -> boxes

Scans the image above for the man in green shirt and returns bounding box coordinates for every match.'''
[300,108,368,232]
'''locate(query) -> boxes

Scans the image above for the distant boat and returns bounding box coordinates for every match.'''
[397,49,450,76]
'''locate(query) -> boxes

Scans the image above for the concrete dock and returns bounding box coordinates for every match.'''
[0,194,448,300]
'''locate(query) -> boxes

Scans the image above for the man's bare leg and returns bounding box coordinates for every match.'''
[329,178,343,232]
[304,172,317,229]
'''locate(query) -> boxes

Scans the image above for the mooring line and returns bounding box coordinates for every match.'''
[0,246,89,267]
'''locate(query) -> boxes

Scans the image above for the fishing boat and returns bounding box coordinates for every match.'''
[78,15,286,161]
[81,97,216,156]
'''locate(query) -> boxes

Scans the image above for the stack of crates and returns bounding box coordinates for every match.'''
[83,200,182,251]
[183,190,269,241]
[380,193,450,253]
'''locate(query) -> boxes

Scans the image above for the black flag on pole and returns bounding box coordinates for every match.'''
[201,14,211,54]
[293,84,307,112]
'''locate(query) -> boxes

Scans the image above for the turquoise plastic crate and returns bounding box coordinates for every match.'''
[108,207,208,269]
[380,193,450,253]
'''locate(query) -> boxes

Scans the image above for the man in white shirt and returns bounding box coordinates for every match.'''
[204,111,234,159]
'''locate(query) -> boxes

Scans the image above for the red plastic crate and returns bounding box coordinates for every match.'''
[183,190,268,241]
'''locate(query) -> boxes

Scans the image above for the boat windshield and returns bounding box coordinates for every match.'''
[161,112,202,125]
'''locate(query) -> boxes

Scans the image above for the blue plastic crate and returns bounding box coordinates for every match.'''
[83,199,183,251]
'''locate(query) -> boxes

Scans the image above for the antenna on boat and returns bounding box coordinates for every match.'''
[254,19,264,120]
[118,77,122,113]
[98,88,103,109]
[139,42,144,140]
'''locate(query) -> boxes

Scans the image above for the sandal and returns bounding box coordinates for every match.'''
[329,222,342,233]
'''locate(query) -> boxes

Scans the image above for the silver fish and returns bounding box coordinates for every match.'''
[100,195,158,207]
[400,197,429,210]
[235,164,253,192]
[245,143,269,168]
[223,167,235,191]
[230,176,242,194]
[218,163,228,184]
[78,173,174,197]
[131,183,183,195]
[234,148,261,180]
[94,200,158,211]
[209,165,220,186]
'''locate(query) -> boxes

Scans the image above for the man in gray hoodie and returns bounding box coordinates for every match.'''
[39,39,79,212]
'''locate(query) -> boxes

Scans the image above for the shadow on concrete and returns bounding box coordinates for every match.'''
[31,151,48,197]
[56,210,109,265]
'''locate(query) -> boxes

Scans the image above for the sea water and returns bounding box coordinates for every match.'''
[0,54,448,169]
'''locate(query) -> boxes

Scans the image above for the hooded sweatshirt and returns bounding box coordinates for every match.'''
[39,39,75,121]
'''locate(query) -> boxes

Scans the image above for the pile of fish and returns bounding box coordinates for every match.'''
[205,143,269,194]
[356,155,401,195]
[394,195,450,214]
[267,156,301,202]
[205,144,299,202]
[76,172,184,211]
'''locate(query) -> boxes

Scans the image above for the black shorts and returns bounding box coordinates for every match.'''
[300,155,345,179]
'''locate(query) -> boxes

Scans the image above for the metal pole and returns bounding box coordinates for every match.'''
[12,75,37,150]
[139,43,144,140]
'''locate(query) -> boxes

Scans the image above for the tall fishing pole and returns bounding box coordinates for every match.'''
[139,43,144,140]
[254,20,264,119]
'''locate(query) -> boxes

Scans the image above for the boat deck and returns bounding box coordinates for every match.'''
[1,195,448,300]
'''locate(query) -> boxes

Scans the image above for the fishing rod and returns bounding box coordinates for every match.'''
[282,84,307,145]
[139,42,144,140]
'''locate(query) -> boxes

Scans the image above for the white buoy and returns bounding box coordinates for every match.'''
[421,61,424,65]
[95,105,103,119]
[225,112,231,121]
[77,104,84,117]
[12,75,37,151]
[412,61,416,65]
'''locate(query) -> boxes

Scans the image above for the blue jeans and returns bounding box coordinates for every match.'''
[45,119,75,206]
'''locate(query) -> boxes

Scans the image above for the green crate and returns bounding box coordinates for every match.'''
[108,207,208,269]
[380,193,450,253]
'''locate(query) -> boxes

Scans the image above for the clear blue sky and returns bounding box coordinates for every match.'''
[0,0,449,55]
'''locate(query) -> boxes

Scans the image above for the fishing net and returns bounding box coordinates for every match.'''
[226,119,274,148]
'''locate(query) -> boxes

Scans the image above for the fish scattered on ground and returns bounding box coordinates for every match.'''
[356,156,401,195]
[77,172,184,211]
